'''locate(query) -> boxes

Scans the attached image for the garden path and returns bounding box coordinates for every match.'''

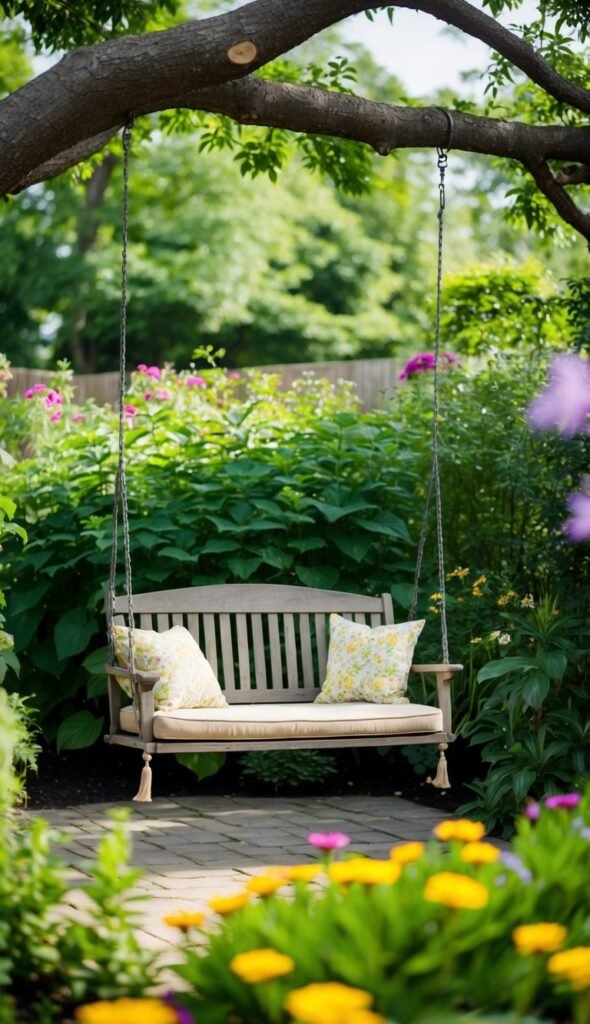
[32,794,446,963]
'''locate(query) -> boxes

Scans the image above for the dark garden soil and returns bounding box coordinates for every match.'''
[24,740,481,814]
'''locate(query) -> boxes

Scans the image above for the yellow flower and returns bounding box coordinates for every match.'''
[521,594,535,608]
[470,637,482,645]
[246,874,286,896]
[162,910,205,931]
[344,1013,388,1024]
[473,575,487,586]
[547,947,590,989]
[328,858,401,886]
[449,567,470,578]
[285,982,374,1024]
[424,871,489,910]
[230,947,295,984]
[460,842,501,865]
[430,592,443,601]
[208,891,251,915]
[391,841,425,865]
[472,586,483,598]
[75,998,178,1024]
[429,606,440,615]
[434,819,486,842]
[513,923,567,955]
[268,864,323,882]
[497,595,510,606]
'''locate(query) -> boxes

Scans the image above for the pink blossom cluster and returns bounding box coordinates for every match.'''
[523,792,581,820]
[136,363,161,379]
[528,353,590,541]
[186,375,207,388]
[24,383,64,421]
[398,352,460,381]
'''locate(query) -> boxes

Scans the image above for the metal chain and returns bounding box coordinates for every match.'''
[408,141,450,664]
[106,117,136,691]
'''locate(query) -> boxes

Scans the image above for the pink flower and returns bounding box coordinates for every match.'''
[545,793,581,810]
[24,384,47,398]
[144,392,153,401]
[137,363,161,379]
[124,404,137,417]
[529,353,590,437]
[307,831,350,853]
[227,371,241,380]
[50,410,62,422]
[522,802,540,821]
[154,388,171,400]
[186,375,206,388]
[564,490,590,543]
[72,413,86,422]
[44,389,62,408]
[398,352,460,381]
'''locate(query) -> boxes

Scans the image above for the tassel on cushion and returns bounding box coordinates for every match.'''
[133,751,153,802]
[429,743,451,790]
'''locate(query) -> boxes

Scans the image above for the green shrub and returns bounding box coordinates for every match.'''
[240,750,338,792]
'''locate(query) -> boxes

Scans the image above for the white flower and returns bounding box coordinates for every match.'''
[498,633,511,646]
[489,630,500,640]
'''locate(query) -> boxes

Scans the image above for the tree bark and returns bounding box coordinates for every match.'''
[1,0,590,237]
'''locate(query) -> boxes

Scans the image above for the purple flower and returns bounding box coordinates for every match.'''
[307,831,350,853]
[399,353,435,381]
[24,384,47,398]
[72,413,86,423]
[523,801,540,821]
[50,410,62,422]
[528,353,590,437]
[163,992,195,1024]
[545,793,581,810]
[186,375,206,388]
[124,404,137,416]
[137,363,161,379]
[499,851,533,884]
[44,389,62,408]
[564,491,590,543]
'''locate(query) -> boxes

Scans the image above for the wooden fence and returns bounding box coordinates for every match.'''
[7,357,403,410]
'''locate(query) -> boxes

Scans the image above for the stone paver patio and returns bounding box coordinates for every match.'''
[32,794,447,956]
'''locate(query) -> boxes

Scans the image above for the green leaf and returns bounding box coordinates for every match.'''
[176,752,226,781]
[57,711,104,751]
[331,533,373,563]
[536,649,567,680]
[159,545,194,561]
[295,565,340,589]
[227,556,263,580]
[522,670,551,709]
[0,495,16,518]
[200,537,240,555]
[55,608,99,661]
[359,511,411,542]
[477,656,537,682]
[289,537,327,553]
[259,546,293,570]
[82,646,110,675]
[8,580,53,616]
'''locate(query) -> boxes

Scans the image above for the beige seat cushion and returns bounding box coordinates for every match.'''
[119,701,443,741]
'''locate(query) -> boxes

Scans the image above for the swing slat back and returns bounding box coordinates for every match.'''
[113,583,394,704]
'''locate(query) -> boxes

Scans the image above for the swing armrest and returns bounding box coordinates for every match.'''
[105,665,160,690]
[409,664,463,736]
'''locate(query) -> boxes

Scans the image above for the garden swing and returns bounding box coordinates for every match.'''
[104,114,462,803]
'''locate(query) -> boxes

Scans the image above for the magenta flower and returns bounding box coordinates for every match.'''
[154,388,171,400]
[186,375,206,388]
[529,353,590,437]
[72,413,86,423]
[124,404,137,417]
[227,371,241,380]
[564,491,590,543]
[137,363,161,379]
[307,831,350,853]
[399,353,435,381]
[144,392,153,401]
[44,390,62,408]
[24,384,47,398]
[522,802,540,821]
[50,410,62,422]
[545,793,581,810]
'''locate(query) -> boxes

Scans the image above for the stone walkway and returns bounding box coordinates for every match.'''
[34,794,446,957]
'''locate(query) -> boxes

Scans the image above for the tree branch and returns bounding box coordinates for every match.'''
[554,164,590,186]
[522,157,590,243]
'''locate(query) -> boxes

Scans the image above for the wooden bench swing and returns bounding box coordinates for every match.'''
[104,118,462,802]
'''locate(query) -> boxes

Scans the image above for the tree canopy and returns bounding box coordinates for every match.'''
[0,0,589,242]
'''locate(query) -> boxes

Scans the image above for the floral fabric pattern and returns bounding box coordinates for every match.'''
[315,614,424,705]
[112,624,228,710]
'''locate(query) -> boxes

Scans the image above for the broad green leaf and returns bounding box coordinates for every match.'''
[295,565,340,589]
[0,495,16,517]
[55,608,99,661]
[289,537,327,553]
[522,670,551,709]
[359,511,411,542]
[228,556,263,580]
[57,711,104,751]
[82,645,110,675]
[176,751,226,781]
[200,537,240,554]
[477,656,537,682]
[7,580,53,616]
[536,649,567,680]
[332,533,373,563]
[259,546,293,570]
[159,545,194,561]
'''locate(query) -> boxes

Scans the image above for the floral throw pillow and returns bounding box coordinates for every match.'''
[112,624,228,711]
[315,614,425,705]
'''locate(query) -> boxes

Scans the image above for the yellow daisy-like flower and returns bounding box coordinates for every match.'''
[268,864,323,883]
[460,842,501,866]
[284,982,374,1024]
[230,947,295,984]
[162,910,205,931]
[449,567,470,579]
[75,998,178,1024]
[328,858,401,886]
[470,637,482,644]
[245,874,286,897]
[472,586,483,598]
[343,1013,388,1024]
[513,923,567,955]
[390,841,425,865]
[208,891,251,915]
[547,947,590,989]
[473,575,487,586]
[424,871,489,910]
[430,592,443,601]
[434,819,486,843]
[497,595,510,606]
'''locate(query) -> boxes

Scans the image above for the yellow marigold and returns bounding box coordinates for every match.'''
[284,982,373,1024]
[269,864,322,882]
[230,947,295,984]
[162,910,205,931]
[328,858,401,886]
[434,819,486,842]
[513,923,567,955]
[246,874,285,896]
[460,842,501,866]
[424,871,489,910]
[391,841,425,865]
[547,947,590,990]
[75,998,177,1024]
[208,891,251,915]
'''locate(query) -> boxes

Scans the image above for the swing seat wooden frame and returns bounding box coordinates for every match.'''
[105,583,461,765]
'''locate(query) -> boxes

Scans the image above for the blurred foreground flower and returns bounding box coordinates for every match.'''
[564,490,590,542]
[75,997,181,1023]
[307,831,350,853]
[528,353,590,436]
[399,351,459,381]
